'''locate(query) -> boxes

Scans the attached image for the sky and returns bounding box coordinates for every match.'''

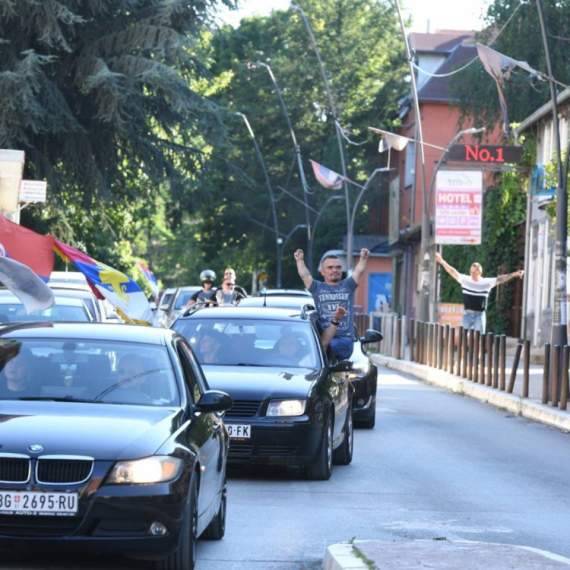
[216,0,492,33]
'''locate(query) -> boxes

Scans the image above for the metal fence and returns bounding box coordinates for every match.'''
[369,315,570,412]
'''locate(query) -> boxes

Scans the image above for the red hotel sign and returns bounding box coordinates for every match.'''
[435,170,483,245]
[447,144,522,164]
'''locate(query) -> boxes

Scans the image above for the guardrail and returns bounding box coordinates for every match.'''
[367,315,570,412]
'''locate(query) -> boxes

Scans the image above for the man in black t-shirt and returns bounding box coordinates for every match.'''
[185,270,217,308]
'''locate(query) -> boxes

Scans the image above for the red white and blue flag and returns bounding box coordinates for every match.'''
[310,160,345,190]
[53,240,153,325]
[137,261,160,300]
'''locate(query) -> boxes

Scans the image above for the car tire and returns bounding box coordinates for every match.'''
[306,413,333,481]
[358,408,376,429]
[155,472,198,570]
[202,479,226,540]
[333,404,353,465]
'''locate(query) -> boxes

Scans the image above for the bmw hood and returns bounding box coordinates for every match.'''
[201,365,320,400]
[0,401,182,460]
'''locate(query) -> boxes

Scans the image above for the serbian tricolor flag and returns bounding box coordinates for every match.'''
[309,160,345,190]
[137,261,160,300]
[0,215,54,280]
[53,240,153,326]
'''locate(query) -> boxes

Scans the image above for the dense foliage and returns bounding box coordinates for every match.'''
[450,0,570,140]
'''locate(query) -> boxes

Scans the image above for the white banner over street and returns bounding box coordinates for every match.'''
[435,170,483,245]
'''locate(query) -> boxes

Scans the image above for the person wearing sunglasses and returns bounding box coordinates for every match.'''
[435,252,523,333]
[215,269,247,306]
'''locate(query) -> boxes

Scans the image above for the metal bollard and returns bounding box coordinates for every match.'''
[448,326,455,373]
[436,324,443,369]
[542,343,551,405]
[410,318,415,362]
[499,335,506,391]
[552,345,560,408]
[426,323,432,367]
[401,316,407,361]
[486,332,493,386]
[479,331,486,385]
[493,335,500,389]
[443,324,450,372]
[456,326,464,376]
[395,318,402,360]
[560,344,570,410]
[467,329,474,381]
[461,328,469,379]
[507,341,523,394]
[473,331,480,383]
[523,340,530,398]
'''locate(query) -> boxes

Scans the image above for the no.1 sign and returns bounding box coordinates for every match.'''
[435,170,483,245]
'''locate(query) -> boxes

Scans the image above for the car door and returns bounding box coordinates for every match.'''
[176,339,225,515]
[312,317,350,445]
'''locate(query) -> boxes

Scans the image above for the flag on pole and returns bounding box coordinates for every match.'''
[0,215,54,280]
[137,261,160,300]
[309,160,345,190]
[0,256,54,314]
[53,240,153,325]
[476,44,540,139]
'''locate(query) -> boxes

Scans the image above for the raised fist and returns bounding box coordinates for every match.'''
[294,249,304,261]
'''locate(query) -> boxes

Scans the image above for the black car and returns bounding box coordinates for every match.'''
[349,325,381,429]
[0,322,232,570]
[236,297,380,429]
[172,306,354,480]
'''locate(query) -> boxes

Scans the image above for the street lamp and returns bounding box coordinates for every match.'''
[278,224,307,285]
[248,60,313,271]
[309,195,343,268]
[289,4,353,271]
[235,112,282,287]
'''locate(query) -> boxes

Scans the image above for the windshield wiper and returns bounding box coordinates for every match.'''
[17,396,101,403]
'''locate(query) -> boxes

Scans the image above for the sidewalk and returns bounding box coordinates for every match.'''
[370,350,570,432]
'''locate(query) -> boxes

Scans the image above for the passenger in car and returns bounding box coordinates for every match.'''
[1,348,34,396]
[117,354,145,389]
[274,333,313,367]
[198,330,226,364]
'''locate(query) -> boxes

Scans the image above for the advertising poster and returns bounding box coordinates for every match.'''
[435,170,483,245]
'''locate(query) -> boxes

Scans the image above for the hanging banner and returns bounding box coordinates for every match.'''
[435,170,483,245]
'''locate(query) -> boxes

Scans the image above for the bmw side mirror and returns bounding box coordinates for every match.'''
[196,390,234,413]
[330,360,353,373]
[360,329,383,344]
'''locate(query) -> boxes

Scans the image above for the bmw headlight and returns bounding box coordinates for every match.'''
[267,399,306,417]
[107,456,183,484]
[349,361,370,379]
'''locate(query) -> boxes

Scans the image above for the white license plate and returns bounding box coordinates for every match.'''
[0,491,78,515]
[227,424,251,439]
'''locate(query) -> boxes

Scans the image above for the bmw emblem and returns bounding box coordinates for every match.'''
[28,444,43,453]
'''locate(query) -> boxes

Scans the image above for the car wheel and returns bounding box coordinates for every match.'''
[333,404,353,465]
[202,479,226,540]
[306,413,333,480]
[155,472,198,570]
[357,408,376,429]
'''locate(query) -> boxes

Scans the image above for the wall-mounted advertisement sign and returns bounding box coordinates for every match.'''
[435,170,483,245]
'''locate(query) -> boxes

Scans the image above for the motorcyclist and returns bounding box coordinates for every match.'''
[185,270,217,308]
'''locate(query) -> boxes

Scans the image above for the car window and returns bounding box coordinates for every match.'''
[173,318,320,368]
[0,339,180,406]
[0,303,91,322]
[176,341,205,404]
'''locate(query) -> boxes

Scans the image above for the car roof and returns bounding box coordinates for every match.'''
[0,293,87,307]
[177,286,201,292]
[239,296,315,309]
[47,282,92,292]
[0,322,178,344]
[177,305,314,323]
[47,286,96,298]
[260,288,312,297]
[48,271,88,284]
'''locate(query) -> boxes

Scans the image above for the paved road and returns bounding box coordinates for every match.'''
[3,366,570,568]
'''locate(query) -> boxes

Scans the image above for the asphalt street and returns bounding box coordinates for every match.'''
[3,365,570,569]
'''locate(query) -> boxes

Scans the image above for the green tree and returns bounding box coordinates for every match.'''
[198,0,407,286]
[1,0,235,274]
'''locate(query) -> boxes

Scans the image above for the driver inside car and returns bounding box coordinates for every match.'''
[274,333,313,367]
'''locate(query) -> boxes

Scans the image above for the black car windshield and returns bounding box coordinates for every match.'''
[0,339,179,406]
[173,318,320,368]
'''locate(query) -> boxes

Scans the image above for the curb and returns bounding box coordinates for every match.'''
[323,542,369,570]
[372,354,570,433]
[323,540,570,569]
